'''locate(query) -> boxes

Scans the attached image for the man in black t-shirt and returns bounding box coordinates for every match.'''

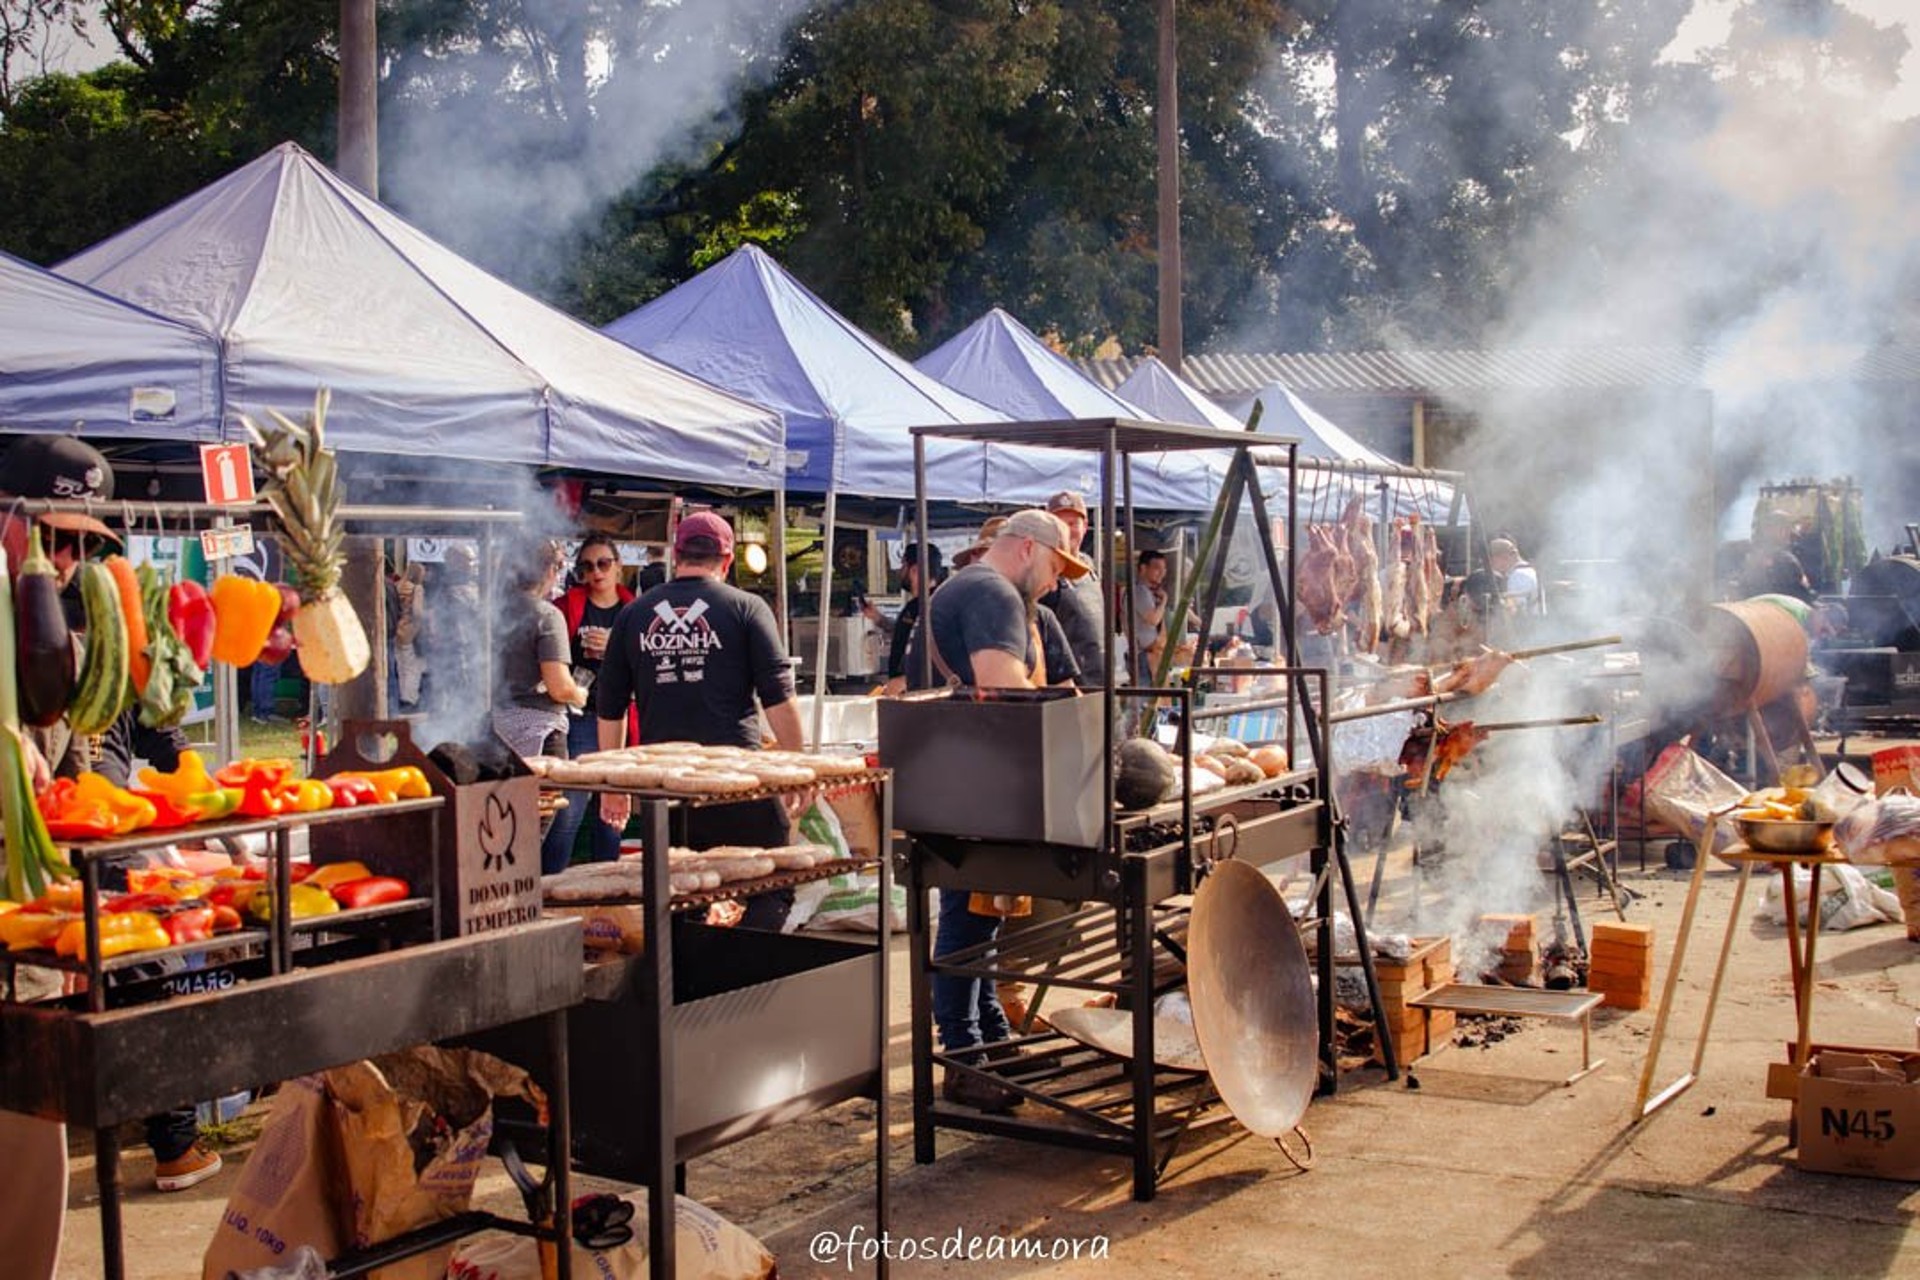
[900,509,1092,1112]
[1038,490,1105,685]
[595,511,803,928]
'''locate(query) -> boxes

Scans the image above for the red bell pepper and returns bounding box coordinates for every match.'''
[42,807,119,841]
[167,580,218,669]
[330,876,409,910]
[324,776,379,808]
[215,759,294,789]
[210,904,244,934]
[162,905,216,945]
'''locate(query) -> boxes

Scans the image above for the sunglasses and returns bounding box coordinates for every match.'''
[571,1193,636,1251]
[576,555,617,572]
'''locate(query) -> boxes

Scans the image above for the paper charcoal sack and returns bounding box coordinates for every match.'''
[1760,862,1903,932]
[203,1076,344,1280]
[447,1193,774,1280]
[328,1048,542,1280]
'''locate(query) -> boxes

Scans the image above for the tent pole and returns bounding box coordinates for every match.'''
[810,487,838,749]
[773,482,789,649]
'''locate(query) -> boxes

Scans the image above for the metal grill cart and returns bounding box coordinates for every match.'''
[476,768,895,1280]
[885,418,1399,1202]
[0,801,585,1280]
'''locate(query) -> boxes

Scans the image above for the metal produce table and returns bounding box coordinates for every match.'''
[0,801,585,1280]
[478,768,894,1280]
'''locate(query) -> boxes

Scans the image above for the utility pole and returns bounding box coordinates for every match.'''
[338,0,378,197]
[1155,0,1183,373]
[335,0,386,726]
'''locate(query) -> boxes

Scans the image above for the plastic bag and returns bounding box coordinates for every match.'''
[1642,745,1747,856]
[1835,794,1920,866]
[785,798,904,933]
[1760,862,1903,931]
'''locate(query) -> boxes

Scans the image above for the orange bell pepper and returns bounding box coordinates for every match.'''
[209,575,282,666]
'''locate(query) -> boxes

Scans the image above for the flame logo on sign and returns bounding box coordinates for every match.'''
[477,792,517,871]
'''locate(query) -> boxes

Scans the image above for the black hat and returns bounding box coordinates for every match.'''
[0,435,117,540]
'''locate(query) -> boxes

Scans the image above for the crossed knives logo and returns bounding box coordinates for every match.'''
[477,791,518,871]
[641,598,722,657]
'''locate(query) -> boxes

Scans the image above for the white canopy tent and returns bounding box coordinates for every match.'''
[56,143,784,486]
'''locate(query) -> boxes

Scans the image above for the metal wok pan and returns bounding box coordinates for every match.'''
[1188,858,1319,1140]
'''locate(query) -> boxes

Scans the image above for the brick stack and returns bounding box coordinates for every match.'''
[1369,937,1457,1067]
[1586,920,1655,1009]
[1480,913,1539,985]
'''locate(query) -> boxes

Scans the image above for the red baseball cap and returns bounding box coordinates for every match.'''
[674,510,735,556]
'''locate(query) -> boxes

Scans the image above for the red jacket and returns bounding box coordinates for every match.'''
[557,584,638,742]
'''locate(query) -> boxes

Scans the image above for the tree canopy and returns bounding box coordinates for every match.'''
[0,0,1912,358]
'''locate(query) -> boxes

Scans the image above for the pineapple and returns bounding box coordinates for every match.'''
[241,389,371,683]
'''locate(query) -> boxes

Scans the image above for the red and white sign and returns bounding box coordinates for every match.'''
[199,442,256,505]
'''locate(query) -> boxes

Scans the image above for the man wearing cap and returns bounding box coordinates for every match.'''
[898,509,1091,1111]
[594,510,804,929]
[1039,490,1106,686]
[904,508,1091,690]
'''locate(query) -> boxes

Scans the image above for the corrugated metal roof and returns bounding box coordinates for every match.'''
[1079,345,1920,393]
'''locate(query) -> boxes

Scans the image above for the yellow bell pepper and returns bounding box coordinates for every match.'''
[301,861,371,890]
[69,773,158,835]
[331,766,432,804]
[0,910,72,951]
[286,778,335,812]
[137,749,220,808]
[54,911,171,960]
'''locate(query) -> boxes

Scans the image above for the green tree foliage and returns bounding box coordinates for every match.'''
[0,0,336,263]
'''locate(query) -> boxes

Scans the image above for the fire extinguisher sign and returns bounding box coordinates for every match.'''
[199,442,257,505]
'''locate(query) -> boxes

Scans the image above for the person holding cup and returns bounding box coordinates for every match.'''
[542,533,635,872]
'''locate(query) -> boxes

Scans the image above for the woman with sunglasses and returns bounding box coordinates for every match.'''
[541,534,635,872]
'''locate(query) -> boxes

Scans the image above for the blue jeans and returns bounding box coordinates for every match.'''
[539,714,623,875]
[932,888,1008,1056]
[249,660,282,721]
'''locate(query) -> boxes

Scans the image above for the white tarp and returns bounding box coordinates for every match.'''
[916,309,1219,509]
[55,143,783,486]
[0,249,221,440]
[603,244,1010,501]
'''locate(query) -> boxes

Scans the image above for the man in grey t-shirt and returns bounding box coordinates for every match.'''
[1038,489,1106,686]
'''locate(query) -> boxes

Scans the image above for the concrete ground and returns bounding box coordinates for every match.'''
[56,849,1920,1278]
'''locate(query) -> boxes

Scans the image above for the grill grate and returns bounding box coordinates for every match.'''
[1411,982,1603,1021]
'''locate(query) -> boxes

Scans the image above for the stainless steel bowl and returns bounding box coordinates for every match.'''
[1734,816,1834,853]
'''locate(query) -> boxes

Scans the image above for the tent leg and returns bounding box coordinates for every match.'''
[811,489,838,749]
[773,484,789,651]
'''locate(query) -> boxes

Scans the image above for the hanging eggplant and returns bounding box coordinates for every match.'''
[14,524,76,728]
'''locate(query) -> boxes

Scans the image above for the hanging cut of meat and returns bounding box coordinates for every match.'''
[1341,497,1382,654]
[1299,524,1345,634]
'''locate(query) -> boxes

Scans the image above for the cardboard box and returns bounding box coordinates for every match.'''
[1796,1051,1920,1180]
[1872,746,1920,797]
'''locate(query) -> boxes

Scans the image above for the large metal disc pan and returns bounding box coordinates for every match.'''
[1049,1005,1208,1073]
[1187,858,1319,1138]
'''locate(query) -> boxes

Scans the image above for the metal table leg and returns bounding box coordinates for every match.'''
[97,1123,124,1280]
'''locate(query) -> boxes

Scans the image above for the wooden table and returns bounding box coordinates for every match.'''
[1634,810,1843,1120]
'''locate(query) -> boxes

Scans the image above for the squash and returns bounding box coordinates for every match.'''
[1115,738,1177,810]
